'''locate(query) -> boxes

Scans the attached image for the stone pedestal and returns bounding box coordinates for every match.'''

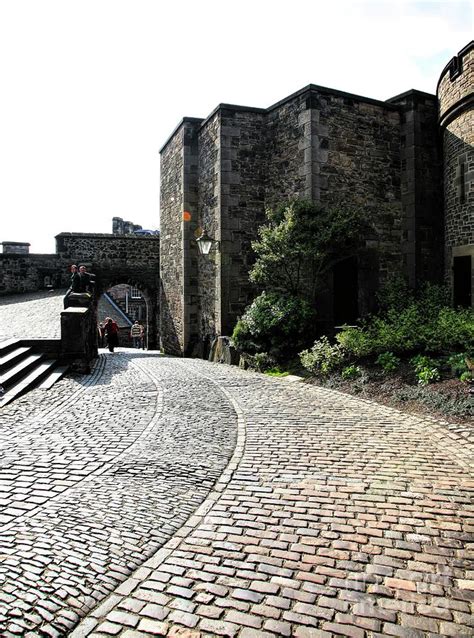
[61,294,98,373]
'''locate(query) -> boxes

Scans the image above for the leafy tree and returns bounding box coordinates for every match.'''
[250,199,373,300]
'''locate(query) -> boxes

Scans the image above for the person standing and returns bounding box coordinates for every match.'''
[139,322,146,350]
[63,264,80,308]
[104,317,119,352]
[130,321,141,348]
[77,265,95,293]
[98,321,106,348]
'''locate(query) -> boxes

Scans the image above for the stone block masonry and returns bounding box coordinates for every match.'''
[160,78,448,354]
[437,41,474,305]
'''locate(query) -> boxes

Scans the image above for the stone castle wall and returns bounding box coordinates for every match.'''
[160,80,448,353]
[197,113,220,345]
[389,91,444,286]
[266,95,307,205]
[219,108,266,336]
[307,89,404,290]
[160,124,187,354]
[438,44,473,117]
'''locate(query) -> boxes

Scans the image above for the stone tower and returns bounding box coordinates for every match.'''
[437,41,474,307]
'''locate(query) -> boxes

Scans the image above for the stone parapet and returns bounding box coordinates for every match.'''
[438,41,474,127]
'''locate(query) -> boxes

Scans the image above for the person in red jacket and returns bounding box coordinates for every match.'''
[104,317,119,352]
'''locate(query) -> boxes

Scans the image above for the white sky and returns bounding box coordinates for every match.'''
[0,0,472,253]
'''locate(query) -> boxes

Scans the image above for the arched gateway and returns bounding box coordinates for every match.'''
[56,233,160,349]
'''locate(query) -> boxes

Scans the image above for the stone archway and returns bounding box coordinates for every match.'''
[95,275,159,351]
[55,233,160,351]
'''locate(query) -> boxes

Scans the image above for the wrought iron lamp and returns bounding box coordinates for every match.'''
[196,230,215,256]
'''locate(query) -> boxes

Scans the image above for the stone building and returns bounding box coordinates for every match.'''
[160,42,472,356]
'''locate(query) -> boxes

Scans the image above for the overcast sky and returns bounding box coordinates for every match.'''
[0,0,472,253]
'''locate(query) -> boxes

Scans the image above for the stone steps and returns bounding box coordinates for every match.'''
[0,339,69,407]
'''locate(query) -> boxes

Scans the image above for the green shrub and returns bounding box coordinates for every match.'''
[460,371,472,383]
[425,306,474,353]
[447,353,469,376]
[251,352,278,372]
[376,352,400,373]
[265,368,290,377]
[410,354,439,374]
[410,355,441,385]
[231,292,316,358]
[335,286,474,358]
[336,327,373,357]
[341,365,361,380]
[300,336,346,375]
[377,274,414,313]
[416,367,441,385]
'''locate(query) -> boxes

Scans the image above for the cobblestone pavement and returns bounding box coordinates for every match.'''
[1,353,473,637]
[0,353,237,636]
[68,357,472,638]
[0,291,65,341]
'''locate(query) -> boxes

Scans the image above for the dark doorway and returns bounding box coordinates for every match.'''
[453,255,472,307]
[333,256,359,325]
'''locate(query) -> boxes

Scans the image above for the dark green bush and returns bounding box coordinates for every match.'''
[231,291,316,359]
[341,365,362,380]
[376,352,400,373]
[336,285,474,357]
[447,353,469,376]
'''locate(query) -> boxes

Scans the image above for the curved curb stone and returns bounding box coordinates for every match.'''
[71,360,247,637]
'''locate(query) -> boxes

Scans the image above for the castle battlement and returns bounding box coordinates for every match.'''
[437,40,473,127]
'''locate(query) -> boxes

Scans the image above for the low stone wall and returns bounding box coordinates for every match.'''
[0,254,65,295]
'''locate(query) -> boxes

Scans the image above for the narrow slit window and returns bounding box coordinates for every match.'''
[460,162,466,204]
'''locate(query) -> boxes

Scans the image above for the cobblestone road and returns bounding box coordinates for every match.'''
[0,353,237,636]
[0,351,472,637]
[0,291,65,341]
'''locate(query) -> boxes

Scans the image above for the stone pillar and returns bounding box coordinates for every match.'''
[298,99,327,202]
[61,293,98,373]
[112,217,124,234]
[389,90,443,288]
[182,121,200,355]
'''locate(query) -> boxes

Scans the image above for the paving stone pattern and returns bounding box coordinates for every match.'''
[0,291,65,341]
[0,354,237,636]
[70,359,474,638]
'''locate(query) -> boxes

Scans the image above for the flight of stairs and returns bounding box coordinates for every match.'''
[0,338,68,408]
